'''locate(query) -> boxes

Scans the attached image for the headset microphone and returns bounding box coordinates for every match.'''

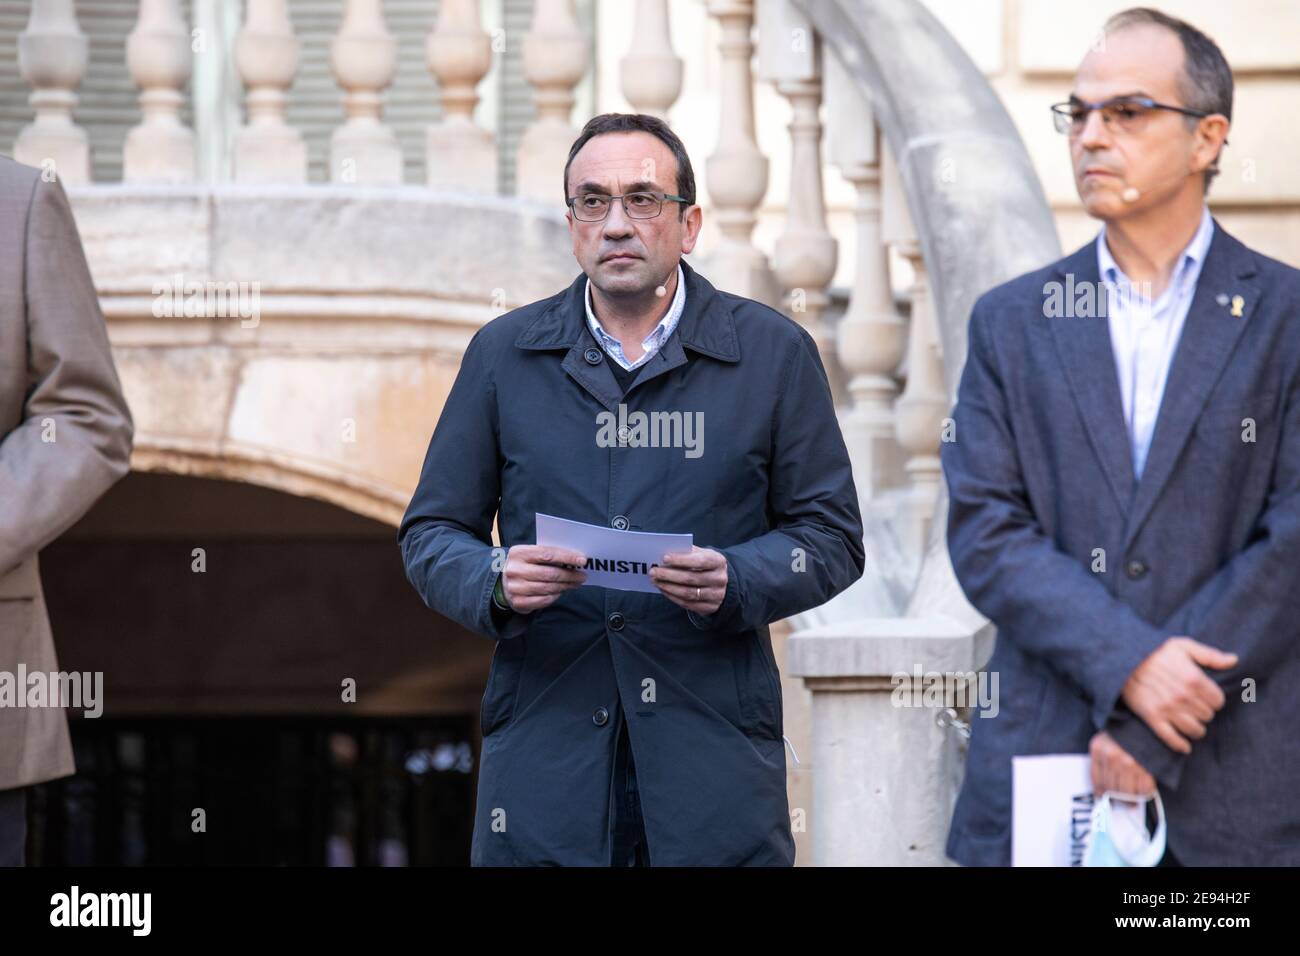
[1119,168,1197,203]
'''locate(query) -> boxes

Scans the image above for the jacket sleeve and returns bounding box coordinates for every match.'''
[397,328,527,641]
[941,295,1168,730]
[0,173,133,578]
[688,327,865,633]
[1107,354,1300,790]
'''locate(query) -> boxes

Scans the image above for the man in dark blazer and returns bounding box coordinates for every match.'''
[0,157,134,865]
[943,8,1300,866]
[399,113,864,866]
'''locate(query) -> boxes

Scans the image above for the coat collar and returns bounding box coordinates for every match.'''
[513,257,741,414]
[514,256,741,363]
[1049,219,1261,546]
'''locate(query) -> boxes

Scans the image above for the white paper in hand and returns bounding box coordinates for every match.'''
[535,512,693,593]
[1011,753,1095,866]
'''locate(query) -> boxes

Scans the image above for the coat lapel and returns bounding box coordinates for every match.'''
[515,270,623,413]
[1121,224,1260,550]
[561,344,624,413]
[1049,241,1137,514]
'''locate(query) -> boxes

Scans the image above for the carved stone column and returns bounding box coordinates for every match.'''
[15,0,91,183]
[619,0,683,122]
[759,1,840,397]
[703,0,777,305]
[234,0,307,184]
[516,0,588,203]
[826,51,904,499]
[330,0,402,184]
[124,0,195,183]
[426,0,496,192]
[884,151,947,556]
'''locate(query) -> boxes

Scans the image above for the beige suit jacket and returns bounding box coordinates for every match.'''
[0,157,133,790]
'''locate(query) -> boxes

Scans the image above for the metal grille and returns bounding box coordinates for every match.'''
[29,716,476,866]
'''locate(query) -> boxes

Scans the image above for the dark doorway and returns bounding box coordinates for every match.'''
[29,472,492,865]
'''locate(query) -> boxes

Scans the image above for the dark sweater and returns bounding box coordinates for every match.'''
[590,324,638,395]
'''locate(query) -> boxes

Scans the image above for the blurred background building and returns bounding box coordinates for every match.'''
[3,0,1295,865]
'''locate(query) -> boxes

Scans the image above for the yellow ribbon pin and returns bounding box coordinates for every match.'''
[1231,295,1245,317]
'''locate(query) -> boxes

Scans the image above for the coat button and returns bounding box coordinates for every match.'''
[583,347,603,365]
[592,706,609,727]
[608,612,625,631]
[1125,559,1148,580]
[611,514,629,530]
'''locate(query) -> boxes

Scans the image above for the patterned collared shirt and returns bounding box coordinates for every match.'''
[585,263,686,371]
[1097,205,1214,479]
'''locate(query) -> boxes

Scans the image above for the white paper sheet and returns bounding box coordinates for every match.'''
[534,512,693,593]
[1011,753,1094,867]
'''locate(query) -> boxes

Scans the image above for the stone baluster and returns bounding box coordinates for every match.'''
[124,0,195,184]
[330,0,401,184]
[14,0,90,183]
[425,0,496,192]
[826,52,904,500]
[883,149,948,556]
[234,0,307,184]
[516,0,588,203]
[758,2,840,399]
[619,0,683,122]
[704,0,778,306]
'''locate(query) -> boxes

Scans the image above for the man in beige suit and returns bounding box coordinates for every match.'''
[0,157,133,865]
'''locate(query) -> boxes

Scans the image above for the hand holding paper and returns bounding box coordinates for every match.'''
[1012,754,1166,866]
[1089,730,1156,798]
[500,544,588,614]
[534,513,693,595]
[649,546,728,616]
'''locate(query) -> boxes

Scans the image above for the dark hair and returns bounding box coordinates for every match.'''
[562,113,696,219]
[1104,7,1233,190]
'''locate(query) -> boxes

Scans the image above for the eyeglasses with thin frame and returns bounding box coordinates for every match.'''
[1050,95,1211,136]
[566,190,689,221]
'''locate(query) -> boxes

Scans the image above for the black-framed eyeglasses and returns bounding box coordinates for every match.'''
[566,190,689,221]
[1050,95,1211,136]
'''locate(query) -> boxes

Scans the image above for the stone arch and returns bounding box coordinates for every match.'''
[129,440,408,529]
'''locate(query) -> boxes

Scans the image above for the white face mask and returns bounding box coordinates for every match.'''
[1084,790,1167,867]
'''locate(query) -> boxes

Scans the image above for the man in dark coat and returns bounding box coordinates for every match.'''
[399,113,864,866]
